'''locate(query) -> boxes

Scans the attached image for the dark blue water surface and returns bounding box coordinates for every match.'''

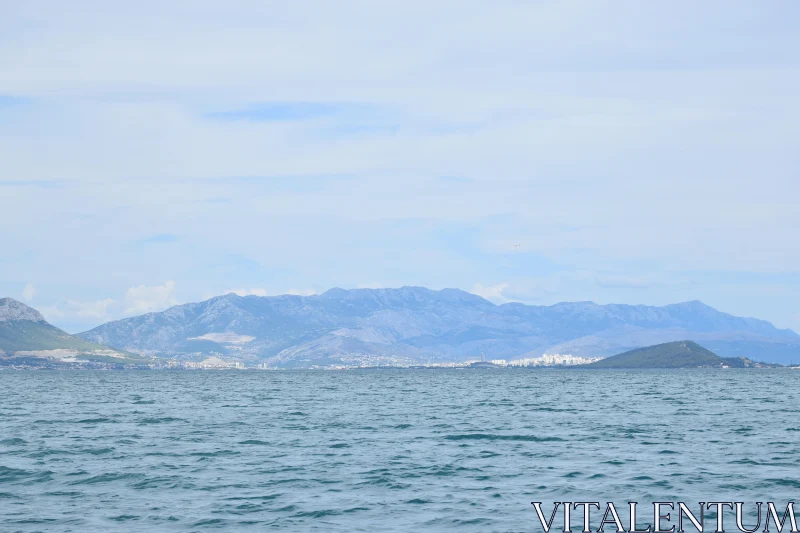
[1,369,799,532]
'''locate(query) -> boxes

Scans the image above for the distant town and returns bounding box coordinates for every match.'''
[184,352,603,370]
[0,352,602,371]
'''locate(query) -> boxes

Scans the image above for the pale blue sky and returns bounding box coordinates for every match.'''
[1,1,799,333]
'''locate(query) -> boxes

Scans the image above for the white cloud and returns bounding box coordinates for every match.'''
[225,287,316,297]
[1,2,799,331]
[72,298,115,319]
[471,280,559,305]
[37,305,64,321]
[124,281,177,314]
[35,283,177,330]
[39,298,115,322]
[225,288,268,297]
[22,283,35,302]
[470,283,511,303]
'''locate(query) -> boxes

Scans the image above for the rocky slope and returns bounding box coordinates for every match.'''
[76,287,800,367]
[0,298,144,364]
[0,297,46,323]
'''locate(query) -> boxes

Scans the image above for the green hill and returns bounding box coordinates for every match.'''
[0,297,147,365]
[587,340,777,369]
[1,320,111,353]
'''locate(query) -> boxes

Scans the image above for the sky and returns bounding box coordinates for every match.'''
[1,1,799,333]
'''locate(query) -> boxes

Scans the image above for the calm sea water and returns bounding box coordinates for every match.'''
[1,369,799,532]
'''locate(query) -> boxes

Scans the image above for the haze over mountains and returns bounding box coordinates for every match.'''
[76,287,800,367]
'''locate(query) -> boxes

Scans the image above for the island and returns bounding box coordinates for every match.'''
[585,340,779,369]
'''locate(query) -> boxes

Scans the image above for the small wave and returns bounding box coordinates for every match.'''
[452,518,492,525]
[729,458,759,465]
[0,438,27,446]
[70,473,143,485]
[190,450,241,457]
[765,478,800,489]
[294,509,342,518]
[138,417,186,424]
[5,518,59,525]
[109,515,140,521]
[131,476,181,490]
[445,434,564,442]
[0,467,52,483]
[222,494,282,501]
[192,518,226,527]
[276,505,297,512]
[27,449,68,458]
[83,447,115,455]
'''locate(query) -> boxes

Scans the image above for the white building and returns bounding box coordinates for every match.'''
[508,353,602,367]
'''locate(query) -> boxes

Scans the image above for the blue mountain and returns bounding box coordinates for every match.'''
[77,287,800,367]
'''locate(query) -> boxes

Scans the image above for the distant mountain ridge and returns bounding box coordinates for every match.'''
[0,297,143,365]
[76,287,800,367]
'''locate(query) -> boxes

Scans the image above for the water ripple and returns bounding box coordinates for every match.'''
[0,369,798,532]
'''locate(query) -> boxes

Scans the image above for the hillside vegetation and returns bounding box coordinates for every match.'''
[0,298,145,364]
[587,340,776,368]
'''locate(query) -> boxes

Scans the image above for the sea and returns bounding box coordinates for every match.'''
[1,369,798,532]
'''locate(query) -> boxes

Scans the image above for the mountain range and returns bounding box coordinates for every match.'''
[0,297,142,365]
[73,287,800,367]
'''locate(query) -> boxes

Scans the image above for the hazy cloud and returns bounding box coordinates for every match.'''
[471,281,557,304]
[40,298,115,322]
[470,283,510,304]
[225,287,316,297]
[1,1,799,331]
[22,283,35,302]
[225,288,269,297]
[124,281,178,314]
